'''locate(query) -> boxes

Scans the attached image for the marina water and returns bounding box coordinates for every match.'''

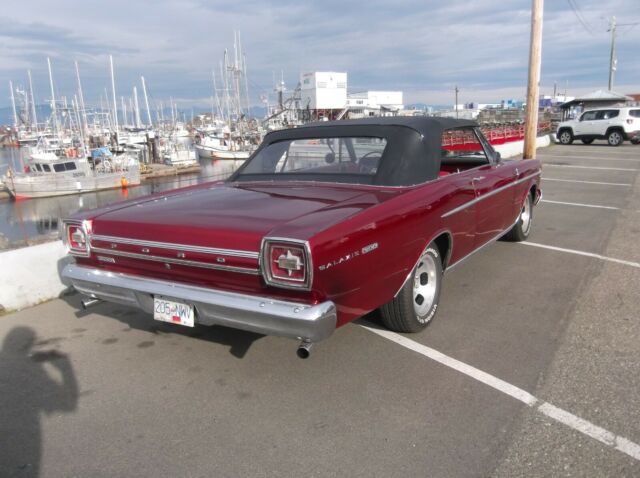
[0,143,244,248]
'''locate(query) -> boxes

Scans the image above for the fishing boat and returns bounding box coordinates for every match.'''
[2,148,140,199]
[194,134,251,160]
[163,140,198,166]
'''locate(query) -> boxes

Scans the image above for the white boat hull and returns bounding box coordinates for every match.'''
[195,144,250,160]
[4,168,141,199]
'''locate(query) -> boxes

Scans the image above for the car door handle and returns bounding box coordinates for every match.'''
[472,176,485,182]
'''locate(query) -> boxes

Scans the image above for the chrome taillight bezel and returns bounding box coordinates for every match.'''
[63,220,91,257]
[260,237,313,290]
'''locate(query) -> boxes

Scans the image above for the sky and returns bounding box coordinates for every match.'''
[1,0,639,112]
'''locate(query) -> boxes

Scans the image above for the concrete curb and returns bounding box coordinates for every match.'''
[0,240,72,313]
[494,134,553,158]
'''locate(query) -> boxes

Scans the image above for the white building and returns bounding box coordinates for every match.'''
[300,72,347,110]
[347,91,403,109]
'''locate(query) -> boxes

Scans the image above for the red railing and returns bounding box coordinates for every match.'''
[480,121,553,145]
[441,121,554,151]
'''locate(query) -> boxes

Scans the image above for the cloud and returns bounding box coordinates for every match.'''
[0,0,638,112]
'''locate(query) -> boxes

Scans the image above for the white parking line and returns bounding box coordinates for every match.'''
[543,178,632,187]
[540,199,620,210]
[540,154,640,162]
[520,242,640,268]
[544,164,638,172]
[565,150,640,156]
[359,323,640,462]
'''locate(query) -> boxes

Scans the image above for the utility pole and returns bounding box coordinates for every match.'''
[523,0,543,160]
[454,85,459,119]
[608,16,617,90]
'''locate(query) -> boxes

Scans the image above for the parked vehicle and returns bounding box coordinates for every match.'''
[556,107,640,146]
[61,117,541,357]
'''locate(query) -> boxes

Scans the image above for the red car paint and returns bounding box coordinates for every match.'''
[71,154,541,328]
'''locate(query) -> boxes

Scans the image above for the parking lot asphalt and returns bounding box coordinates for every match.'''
[1,142,639,477]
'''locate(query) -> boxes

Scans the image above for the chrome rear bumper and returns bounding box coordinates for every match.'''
[62,264,336,342]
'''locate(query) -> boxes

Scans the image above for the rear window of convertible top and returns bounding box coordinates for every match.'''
[237,137,387,179]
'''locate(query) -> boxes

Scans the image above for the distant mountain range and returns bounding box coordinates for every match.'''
[0,104,267,127]
[0,103,449,127]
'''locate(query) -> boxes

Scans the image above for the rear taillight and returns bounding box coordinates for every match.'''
[64,220,91,257]
[261,239,312,290]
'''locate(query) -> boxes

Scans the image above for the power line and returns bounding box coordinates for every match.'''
[567,0,597,36]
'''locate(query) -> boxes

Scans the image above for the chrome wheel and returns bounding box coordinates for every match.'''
[380,244,443,333]
[413,253,438,318]
[520,195,532,235]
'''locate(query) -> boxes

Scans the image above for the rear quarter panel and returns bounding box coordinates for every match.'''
[309,179,469,326]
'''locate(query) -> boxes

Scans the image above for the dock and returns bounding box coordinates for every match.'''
[140,163,201,181]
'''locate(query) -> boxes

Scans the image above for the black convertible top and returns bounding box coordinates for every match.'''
[233,116,480,186]
[303,116,478,136]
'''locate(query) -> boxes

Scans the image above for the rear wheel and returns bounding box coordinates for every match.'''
[380,244,442,333]
[581,138,594,144]
[504,193,533,242]
[607,130,624,146]
[558,130,573,145]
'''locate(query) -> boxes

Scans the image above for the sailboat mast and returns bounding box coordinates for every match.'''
[243,54,251,118]
[27,70,38,132]
[235,31,242,118]
[141,76,152,127]
[133,86,141,128]
[223,52,231,123]
[121,96,128,127]
[74,61,88,136]
[9,81,18,128]
[47,57,59,136]
[212,70,223,119]
[73,95,86,155]
[109,55,119,141]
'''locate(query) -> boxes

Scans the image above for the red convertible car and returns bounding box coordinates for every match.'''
[62,117,541,357]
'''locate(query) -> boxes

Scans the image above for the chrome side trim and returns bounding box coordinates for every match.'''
[441,171,541,219]
[90,234,259,259]
[445,210,522,273]
[62,264,336,342]
[91,247,260,275]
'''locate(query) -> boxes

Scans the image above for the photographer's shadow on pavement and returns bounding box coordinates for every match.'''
[0,327,78,478]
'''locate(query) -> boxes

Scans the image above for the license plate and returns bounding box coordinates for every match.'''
[153,296,195,327]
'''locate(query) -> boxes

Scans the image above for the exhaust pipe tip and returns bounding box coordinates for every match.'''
[296,340,313,359]
[81,298,101,310]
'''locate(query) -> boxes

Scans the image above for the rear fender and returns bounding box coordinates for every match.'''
[393,228,452,298]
